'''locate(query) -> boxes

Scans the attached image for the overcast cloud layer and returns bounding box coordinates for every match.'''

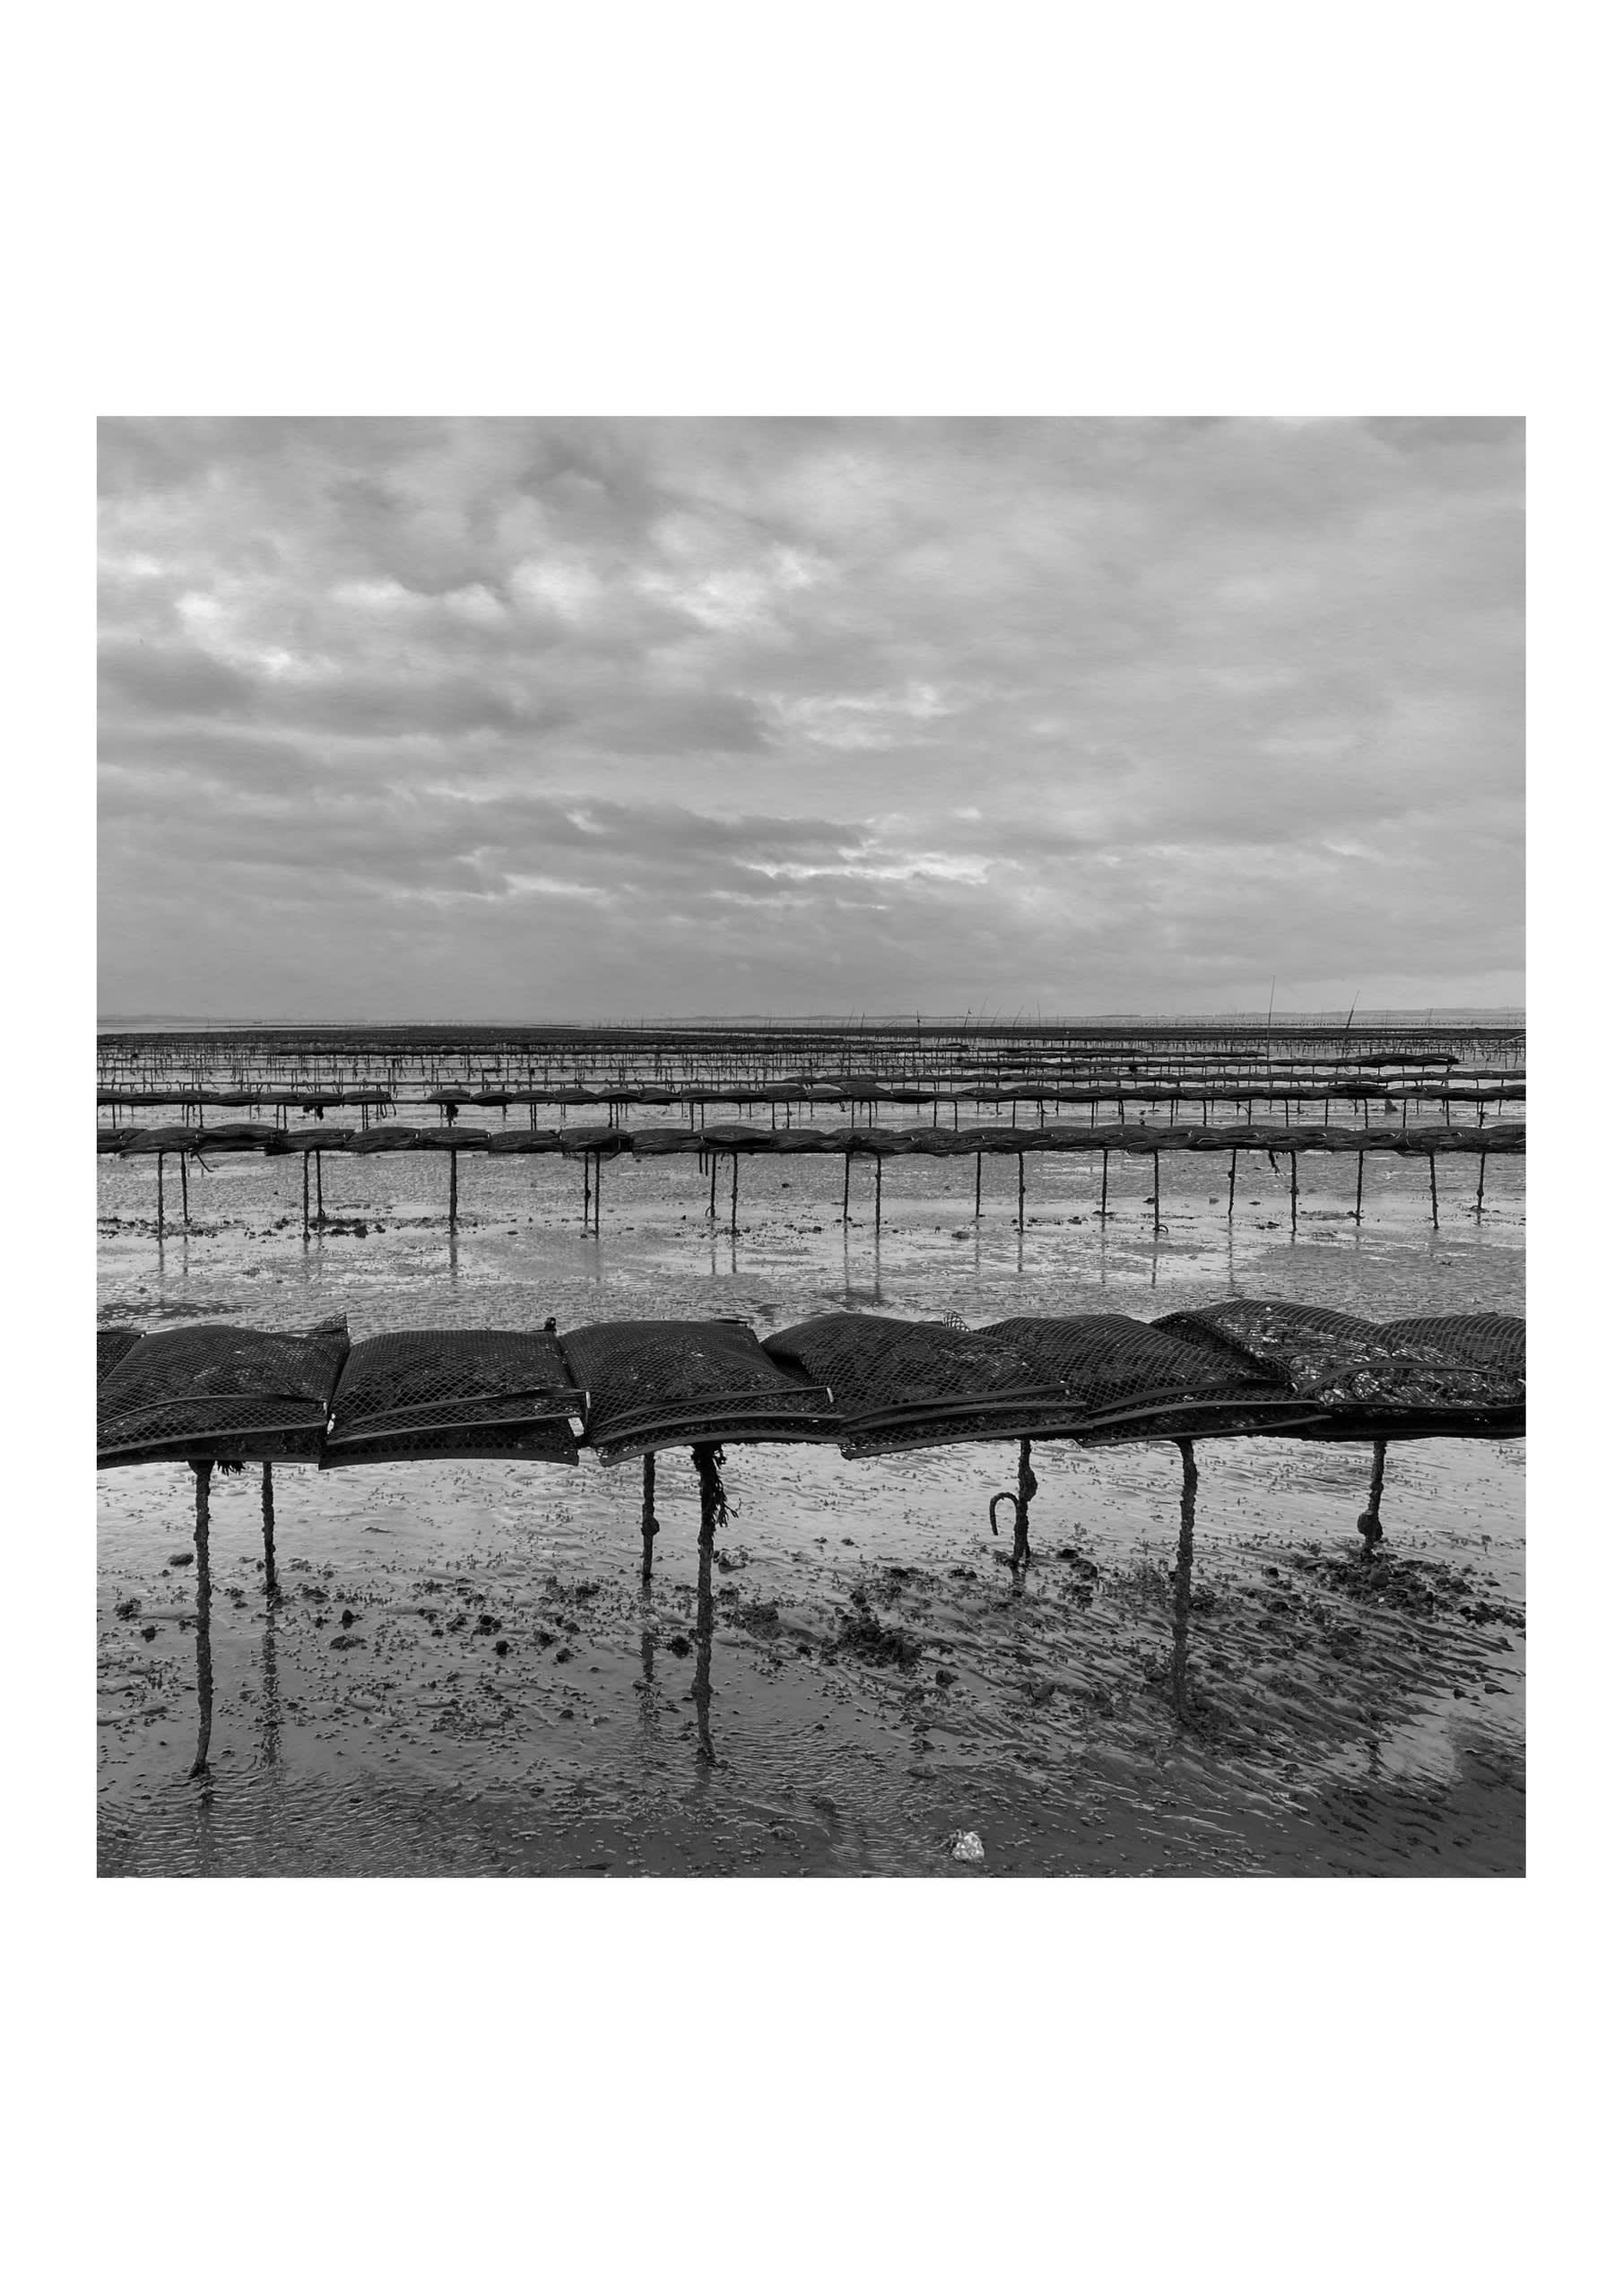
[98,417,1523,1022]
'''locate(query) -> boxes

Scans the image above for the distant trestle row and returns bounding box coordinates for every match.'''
[95,1019,1526,1108]
[100,1117,1525,1236]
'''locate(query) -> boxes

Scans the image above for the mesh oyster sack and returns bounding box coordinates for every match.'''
[1153,1299,1524,1437]
[761,1313,1074,1456]
[321,1328,585,1465]
[97,1326,144,1383]
[116,1126,204,1156]
[764,1311,1314,1455]
[560,1319,839,1461]
[1379,1312,1525,1381]
[982,1314,1315,1445]
[97,1318,351,1466]
[345,1124,429,1156]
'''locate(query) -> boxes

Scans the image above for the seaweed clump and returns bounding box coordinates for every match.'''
[827,1588,926,1671]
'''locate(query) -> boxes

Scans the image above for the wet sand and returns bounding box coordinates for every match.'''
[98,1141,1524,1877]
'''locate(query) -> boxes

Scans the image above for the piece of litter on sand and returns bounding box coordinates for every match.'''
[949,1830,985,1863]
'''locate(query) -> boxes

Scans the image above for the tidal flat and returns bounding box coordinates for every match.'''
[98,1140,1523,1877]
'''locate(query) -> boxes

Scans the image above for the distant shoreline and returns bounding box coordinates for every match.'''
[99,1007,1527,1034]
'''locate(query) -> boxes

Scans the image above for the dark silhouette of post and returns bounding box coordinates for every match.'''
[261,1461,277,1596]
[640,1452,659,1583]
[190,1462,214,1776]
[1169,1439,1198,1725]
[1358,1439,1387,1555]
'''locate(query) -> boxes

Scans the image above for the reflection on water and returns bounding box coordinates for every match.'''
[258,1600,282,1772]
[690,1446,723,1768]
[190,1464,213,1778]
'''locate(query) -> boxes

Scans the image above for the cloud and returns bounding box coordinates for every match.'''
[98,417,1523,1017]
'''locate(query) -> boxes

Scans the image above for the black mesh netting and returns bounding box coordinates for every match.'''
[321,1329,585,1465]
[1153,1300,1524,1434]
[97,1319,351,1466]
[1379,1313,1526,1379]
[560,1319,839,1461]
[983,1315,1323,1446]
[117,1126,202,1155]
[98,1327,143,1382]
[762,1313,1074,1454]
[763,1311,1318,1455]
[345,1125,428,1156]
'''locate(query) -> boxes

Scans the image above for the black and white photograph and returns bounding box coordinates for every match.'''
[95,413,1526,1880]
[25,8,1610,2286]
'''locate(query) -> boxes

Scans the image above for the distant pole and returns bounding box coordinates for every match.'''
[1099,1147,1109,1221]
[1152,1150,1160,1231]
[1017,1152,1025,1231]
[448,1148,458,1229]
[301,1152,309,1239]
[730,1152,739,1236]
[1428,1152,1439,1229]
[1289,1151,1298,1233]
[1227,1148,1237,1222]
[179,1151,189,1227]
[1475,1151,1487,1218]
[1355,1150,1365,1225]
[595,1152,603,1237]
[157,1152,166,1237]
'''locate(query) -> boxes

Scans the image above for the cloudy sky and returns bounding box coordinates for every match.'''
[98,417,1523,1021]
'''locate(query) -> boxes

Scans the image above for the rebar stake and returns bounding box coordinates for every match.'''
[1475,1152,1486,1219]
[709,1153,718,1222]
[261,1460,277,1597]
[974,1151,982,1219]
[1357,1439,1387,1556]
[1099,1147,1109,1222]
[988,1437,1037,1569]
[1228,1148,1237,1222]
[1017,1152,1025,1231]
[157,1152,166,1238]
[301,1152,309,1239]
[1152,1150,1161,1231]
[1355,1149,1365,1225]
[874,1154,882,1236]
[595,1151,603,1237]
[842,1152,851,1224]
[190,1462,214,1776]
[1428,1152,1439,1229]
[1289,1151,1298,1233]
[180,1151,189,1227]
[1169,1438,1198,1726]
[640,1452,660,1583]
[730,1151,739,1236]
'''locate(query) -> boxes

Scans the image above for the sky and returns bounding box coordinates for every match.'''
[97,416,1523,1022]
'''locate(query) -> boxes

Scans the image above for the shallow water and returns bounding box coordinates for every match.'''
[97,1139,1524,1877]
